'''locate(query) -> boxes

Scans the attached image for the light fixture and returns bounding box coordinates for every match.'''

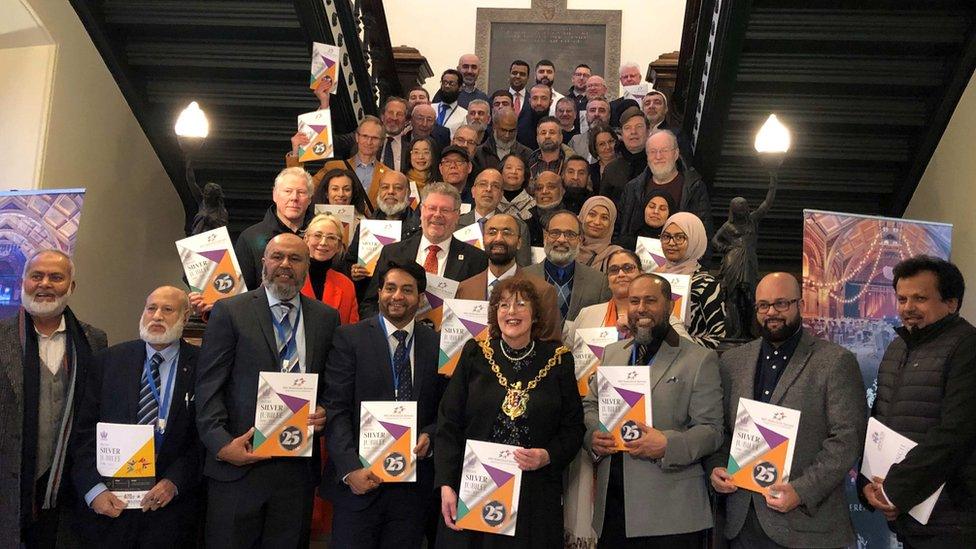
[754,114,790,171]
[175,101,209,139]
[174,101,211,236]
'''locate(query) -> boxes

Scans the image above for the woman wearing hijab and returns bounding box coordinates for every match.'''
[657,212,726,349]
[616,188,678,250]
[576,196,623,273]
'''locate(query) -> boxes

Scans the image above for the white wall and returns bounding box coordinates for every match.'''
[905,73,976,321]
[24,0,188,343]
[0,44,54,189]
[385,0,684,97]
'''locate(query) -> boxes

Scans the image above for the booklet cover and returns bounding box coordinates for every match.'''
[623,83,651,102]
[408,180,421,210]
[571,327,618,396]
[453,222,484,250]
[359,401,417,483]
[357,219,402,275]
[176,226,248,306]
[297,109,334,162]
[96,422,155,509]
[728,398,801,494]
[635,236,666,272]
[438,299,489,376]
[252,372,319,458]
[309,42,340,92]
[457,440,522,537]
[861,417,944,524]
[314,204,357,245]
[417,273,460,331]
[597,365,653,451]
[530,246,546,265]
[657,273,691,322]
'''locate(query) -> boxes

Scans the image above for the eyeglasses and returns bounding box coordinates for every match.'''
[307,233,341,244]
[423,205,458,215]
[497,300,529,312]
[440,160,468,167]
[474,181,502,191]
[453,137,478,146]
[647,147,676,156]
[546,229,580,241]
[755,299,800,313]
[485,227,517,237]
[607,263,639,276]
[659,233,688,244]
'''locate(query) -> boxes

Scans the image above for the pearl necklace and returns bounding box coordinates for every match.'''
[500,339,535,362]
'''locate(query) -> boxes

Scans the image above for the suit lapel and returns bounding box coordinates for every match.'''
[165,341,193,431]
[413,327,435,400]
[300,295,319,373]
[370,318,396,394]
[567,263,585,318]
[251,290,279,367]
[127,344,148,423]
[444,238,465,280]
[734,340,762,405]
[649,341,681,390]
[770,333,814,405]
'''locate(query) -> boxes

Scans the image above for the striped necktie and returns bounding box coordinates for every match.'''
[137,353,164,427]
[276,302,300,372]
[392,330,412,400]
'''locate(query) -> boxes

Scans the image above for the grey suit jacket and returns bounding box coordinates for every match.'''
[707,330,868,547]
[523,260,611,324]
[457,210,532,267]
[582,331,724,537]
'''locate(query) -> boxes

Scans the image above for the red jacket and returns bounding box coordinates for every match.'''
[300,268,360,325]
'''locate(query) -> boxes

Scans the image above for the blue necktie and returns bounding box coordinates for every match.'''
[137,353,163,426]
[392,330,412,400]
[437,103,449,125]
[277,302,300,372]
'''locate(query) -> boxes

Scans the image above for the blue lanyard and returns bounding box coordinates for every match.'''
[379,319,414,399]
[631,345,657,367]
[271,302,302,371]
[144,352,177,432]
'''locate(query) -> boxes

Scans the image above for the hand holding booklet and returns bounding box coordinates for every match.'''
[456,440,522,536]
[252,372,318,457]
[727,398,800,494]
[359,401,417,482]
[96,422,156,508]
[597,365,652,451]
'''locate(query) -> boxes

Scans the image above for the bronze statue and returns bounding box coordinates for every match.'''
[711,177,776,338]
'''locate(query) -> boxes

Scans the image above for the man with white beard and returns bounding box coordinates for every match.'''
[0,249,107,548]
[473,107,532,175]
[70,286,204,546]
[195,233,340,548]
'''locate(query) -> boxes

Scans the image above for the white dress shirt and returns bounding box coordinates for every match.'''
[265,288,307,372]
[416,235,450,276]
[487,264,518,297]
[381,316,415,383]
[36,316,67,375]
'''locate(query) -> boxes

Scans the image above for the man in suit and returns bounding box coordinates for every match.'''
[405,103,450,152]
[610,63,643,129]
[508,59,531,115]
[431,69,468,138]
[0,249,108,548]
[458,168,531,266]
[359,181,488,318]
[456,213,561,341]
[323,260,445,547]
[378,96,410,172]
[71,286,203,547]
[708,273,867,548]
[195,233,339,548]
[583,274,723,547]
[523,210,611,324]
[516,83,554,150]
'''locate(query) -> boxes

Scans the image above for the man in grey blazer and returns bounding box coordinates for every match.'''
[457,168,531,266]
[523,210,611,326]
[708,273,867,548]
[583,274,723,547]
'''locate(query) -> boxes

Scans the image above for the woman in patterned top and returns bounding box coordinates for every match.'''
[657,212,727,348]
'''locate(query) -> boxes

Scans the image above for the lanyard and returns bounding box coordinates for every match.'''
[272,302,302,372]
[631,345,657,367]
[379,319,414,399]
[144,352,177,432]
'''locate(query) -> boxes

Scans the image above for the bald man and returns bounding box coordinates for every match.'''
[432,53,490,109]
[405,103,450,151]
[196,233,340,548]
[707,273,867,548]
[457,169,531,266]
[71,286,202,546]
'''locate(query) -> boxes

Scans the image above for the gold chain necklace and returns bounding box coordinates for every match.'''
[479,339,569,420]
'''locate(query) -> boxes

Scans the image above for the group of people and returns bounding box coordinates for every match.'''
[0,50,973,549]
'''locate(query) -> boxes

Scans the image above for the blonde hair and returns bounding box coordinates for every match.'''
[305,213,348,254]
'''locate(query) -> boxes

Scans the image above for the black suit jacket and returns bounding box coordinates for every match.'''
[321,318,445,510]
[195,288,340,483]
[358,234,488,318]
[72,340,202,498]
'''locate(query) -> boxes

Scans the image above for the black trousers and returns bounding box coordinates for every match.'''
[205,462,314,549]
[79,495,199,549]
[900,532,976,549]
[331,483,430,549]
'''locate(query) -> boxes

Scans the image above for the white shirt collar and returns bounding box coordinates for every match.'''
[419,234,451,254]
[34,315,66,338]
[488,263,518,288]
[264,287,301,311]
[381,316,415,340]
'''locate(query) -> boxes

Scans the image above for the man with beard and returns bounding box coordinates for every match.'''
[523,211,610,324]
[378,97,409,172]
[708,273,867,548]
[860,257,976,547]
[473,107,532,175]
[359,182,487,319]
[528,116,572,179]
[432,53,489,109]
[616,130,713,259]
[457,169,531,266]
[464,99,491,144]
[561,155,594,214]
[583,274,723,547]
[599,107,649,202]
[322,260,445,547]
[456,214,561,341]
[525,171,567,247]
[508,60,530,115]
[516,83,554,150]
[567,64,591,115]
[570,97,612,160]
[535,59,564,113]
[430,69,468,137]
[405,103,450,151]
[0,250,107,548]
[195,233,338,548]
[555,97,581,143]
[71,286,204,547]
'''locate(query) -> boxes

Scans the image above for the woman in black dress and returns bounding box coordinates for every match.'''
[436,277,585,548]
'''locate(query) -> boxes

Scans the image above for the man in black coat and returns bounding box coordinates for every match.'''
[71,286,202,547]
[195,233,339,548]
[323,260,445,547]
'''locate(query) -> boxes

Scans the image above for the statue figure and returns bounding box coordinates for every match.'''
[189,182,228,235]
[711,176,777,338]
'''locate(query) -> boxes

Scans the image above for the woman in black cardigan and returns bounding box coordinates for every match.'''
[435,277,584,548]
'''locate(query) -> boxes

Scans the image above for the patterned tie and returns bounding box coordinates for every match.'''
[423,244,441,274]
[137,353,164,427]
[488,277,499,299]
[513,92,522,113]
[437,103,450,125]
[383,136,395,168]
[392,330,413,400]
[276,302,300,372]
[477,217,488,234]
